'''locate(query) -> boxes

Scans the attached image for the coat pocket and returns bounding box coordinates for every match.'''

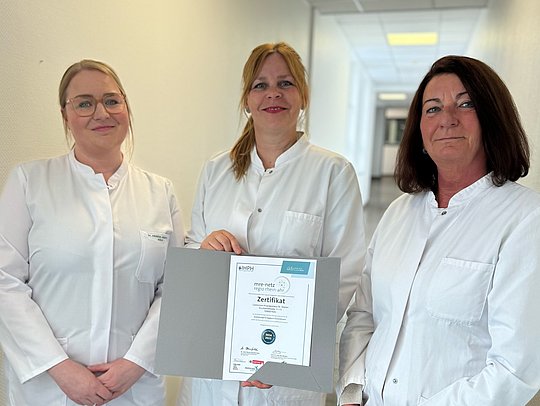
[276,211,323,256]
[426,257,494,324]
[135,231,169,283]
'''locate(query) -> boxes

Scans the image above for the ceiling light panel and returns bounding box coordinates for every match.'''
[378,93,407,100]
[387,32,438,46]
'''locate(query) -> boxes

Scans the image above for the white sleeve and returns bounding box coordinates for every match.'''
[321,162,366,320]
[185,163,209,249]
[336,233,375,401]
[0,167,68,383]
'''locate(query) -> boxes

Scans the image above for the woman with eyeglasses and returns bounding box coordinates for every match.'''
[0,59,184,405]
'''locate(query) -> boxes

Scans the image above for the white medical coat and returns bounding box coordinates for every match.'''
[0,151,184,405]
[338,175,540,405]
[179,135,366,406]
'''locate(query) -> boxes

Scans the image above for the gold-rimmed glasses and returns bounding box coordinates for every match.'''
[65,93,126,117]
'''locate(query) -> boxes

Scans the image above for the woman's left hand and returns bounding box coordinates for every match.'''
[87,358,145,400]
[241,380,273,389]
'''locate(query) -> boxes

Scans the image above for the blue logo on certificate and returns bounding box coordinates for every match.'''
[261,329,276,345]
[281,261,310,275]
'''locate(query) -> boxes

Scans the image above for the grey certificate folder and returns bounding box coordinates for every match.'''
[155,247,341,393]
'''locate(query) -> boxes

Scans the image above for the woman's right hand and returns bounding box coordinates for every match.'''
[201,230,244,254]
[49,359,113,405]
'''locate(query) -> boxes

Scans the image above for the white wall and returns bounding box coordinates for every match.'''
[310,14,352,156]
[371,108,386,178]
[310,13,375,202]
[351,62,376,202]
[467,0,540,192]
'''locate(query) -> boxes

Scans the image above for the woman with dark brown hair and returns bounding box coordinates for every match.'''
[338,55,540,405]
[178,42,366,406]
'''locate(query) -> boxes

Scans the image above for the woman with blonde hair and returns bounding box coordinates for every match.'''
[0,59,184,405]
[178,42,366,406]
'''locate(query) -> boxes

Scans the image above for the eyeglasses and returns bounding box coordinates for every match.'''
[65,93,126,117]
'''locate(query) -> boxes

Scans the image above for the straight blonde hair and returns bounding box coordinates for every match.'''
[230,42,309,180]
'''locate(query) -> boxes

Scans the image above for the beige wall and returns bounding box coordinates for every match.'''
[0,0,312,224]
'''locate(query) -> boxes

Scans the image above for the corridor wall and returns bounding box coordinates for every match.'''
[467,1,540,404]
[468,0,540,192]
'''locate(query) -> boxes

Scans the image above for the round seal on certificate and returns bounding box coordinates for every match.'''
[261,328,276,345]
[274,276,290,293]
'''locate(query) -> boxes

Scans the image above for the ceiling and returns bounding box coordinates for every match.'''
[305,0,489,105]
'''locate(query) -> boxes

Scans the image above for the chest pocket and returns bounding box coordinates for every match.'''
[276,211,323,257]
[426,257,494,324]
[136,231,169,283]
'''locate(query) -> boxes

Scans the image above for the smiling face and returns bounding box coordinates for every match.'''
[246,53,302,139]
[420,73,486,175]
[63,69,129,159]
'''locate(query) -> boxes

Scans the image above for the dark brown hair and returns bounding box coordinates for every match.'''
[395,55,529,193]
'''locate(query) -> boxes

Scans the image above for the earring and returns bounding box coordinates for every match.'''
[422,148,428,155]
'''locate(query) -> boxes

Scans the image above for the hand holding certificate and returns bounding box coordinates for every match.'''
[222,256,317,381]
[155,248,340,393]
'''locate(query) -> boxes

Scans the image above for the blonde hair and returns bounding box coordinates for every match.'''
[230,42,310,180]
[59,59,134,157]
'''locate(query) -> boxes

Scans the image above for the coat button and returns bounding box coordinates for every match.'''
[257,208,262,213]
[392,378,398,384]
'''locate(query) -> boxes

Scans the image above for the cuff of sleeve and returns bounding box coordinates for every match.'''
[123,354,156,377]
[339,383,363,405]
[21,355,69,384]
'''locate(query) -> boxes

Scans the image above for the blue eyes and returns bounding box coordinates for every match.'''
[105,98,121,106]
[279,80,294,88]
[252,80,295,90]
[73,95,123,110]
[66,94,126,116]
[77,100,93,109]
[425,100,475,114]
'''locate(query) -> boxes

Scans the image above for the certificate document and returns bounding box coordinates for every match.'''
[222,255,317,381]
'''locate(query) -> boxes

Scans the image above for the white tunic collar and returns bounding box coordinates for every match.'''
[426,172,494,208]
[68,148,128,189]
[250,132,309,172]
